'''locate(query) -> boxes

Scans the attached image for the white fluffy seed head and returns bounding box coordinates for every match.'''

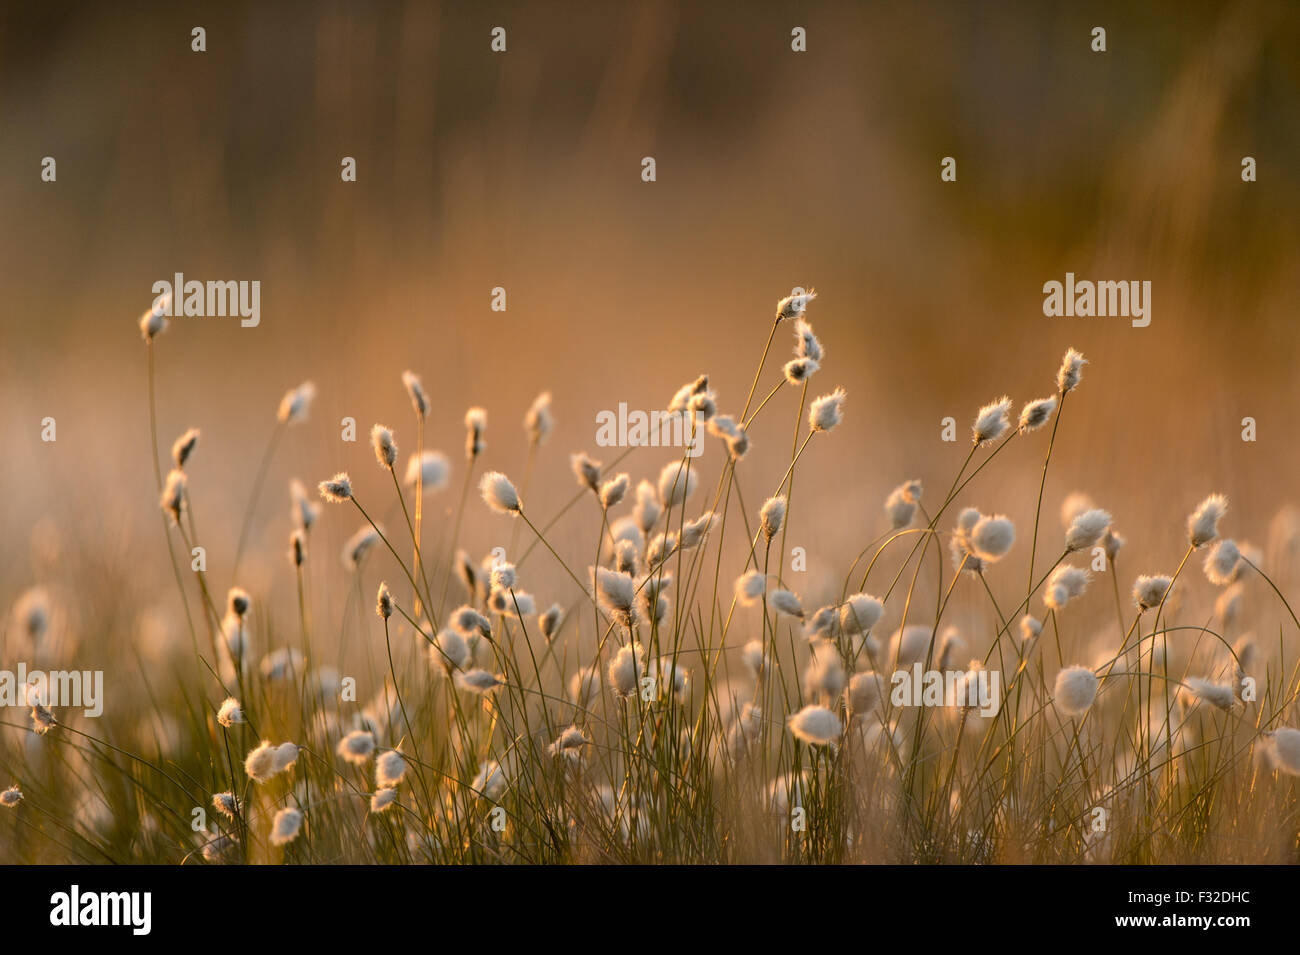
[735,571,766,606]
[319,472,353,503]
[278,381,317,425]
[1057,348,1087,393]
[1018,396,1057,433]
[454,668,503,693]
[936,627,967,671]
[271,742,299,774]
[688,391,716,421]
[464,407,487,458]
[787,705,842,745]
[571,453,603,493]
[488,561,517,592]
[708,415,737,440]
[593,567,636,616]
[972,396,1012,444]
[681,511,715,550]
[1044,565,1090,611]
[376,749,408,787]
[525,391,554,446]
[270,807,303,846]
[1065,508,1112,552]
[548,725,591,757]
[1188,493,1228,548]
[217,697,244,728]
[0,785,22,808]
[1053,666,1099,716]
[336,730,376,766]
[371,788,398,813]
[775,288,816,322]
[454,602,490,637]
[171,427,200,468]
[430,628,470,672]
[804,606,836,641]
[890,625,934,667]
[802,649,846,702]
[970,515,1016,562]
[669,375,710,413]
[769,589,804,618]
[201,834,237,863]
[846,671,885,718]
[600,473,630,509]
[1102,528,1125,561]
[492,587,535,617]
[1267,728,1300,775]
[741,639,767,679]
[479,471,521,514]
[375,581,394,620]
[30,703,55,735]
[647,532,676,566]
[950,508,984,574]
[809,387,846,433]
[884,480,921,529]
[634,479,662,532]
[725,425,750,460]
[539,603,564,642]
[608,642,645,697]
[760,496,786,541]
[840,593,884,635]
[342,526,380,570]
[404,450,450,493]
[1204,539,1241,585]
[1232,634,1256,677]
[609,515,644,549]
[1133,574,1172,611]
[1018,615,1042,646]
[401,370,429,418]
[793,317,823,361]
[784,357,820,385]
[1181,677,1236,711]
[291,478,321,528]
[139,294,169,341]
[657,461,698,508]
[615,538,640,575]
[160,469,187,524]
[244,741,287,782]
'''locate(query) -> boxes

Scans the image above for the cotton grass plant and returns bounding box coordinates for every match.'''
[5,290,1300,866]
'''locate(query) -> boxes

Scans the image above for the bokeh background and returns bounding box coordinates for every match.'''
[2,0,1298,672]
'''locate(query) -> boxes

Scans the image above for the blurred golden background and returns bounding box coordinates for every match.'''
[2,0,1298,656]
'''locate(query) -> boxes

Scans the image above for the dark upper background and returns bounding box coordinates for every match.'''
[1,0,1297,621]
